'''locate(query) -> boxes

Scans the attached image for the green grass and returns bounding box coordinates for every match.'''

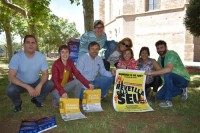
[0,58,200,133]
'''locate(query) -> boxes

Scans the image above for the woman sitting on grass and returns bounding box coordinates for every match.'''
[117,48,137,70]
[137,47,162,102]
[51,45,94,107]
[107,39,132,68]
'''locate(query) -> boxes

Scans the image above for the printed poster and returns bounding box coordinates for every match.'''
[67,39,80,63]
[113,69,154,112]
[59,98,86,121]
[82,89,103,112]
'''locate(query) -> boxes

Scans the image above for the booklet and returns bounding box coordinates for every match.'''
[60,98,86,121]
[19,116,57,133]
[82,89,103,112]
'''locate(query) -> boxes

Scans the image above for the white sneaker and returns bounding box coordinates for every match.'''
[159,100,173,107]
[181,87,188,101]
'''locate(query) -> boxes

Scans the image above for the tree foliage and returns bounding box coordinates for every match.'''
[0,0,81,60]
[1,0,51,35]
[184,0,200,37]
[40,14,80,54]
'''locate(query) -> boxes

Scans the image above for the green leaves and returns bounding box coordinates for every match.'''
[69,0,80,6]
[184,0,200,37]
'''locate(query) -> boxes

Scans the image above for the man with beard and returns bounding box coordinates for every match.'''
[145,40,190,107]
[77,41,115,101]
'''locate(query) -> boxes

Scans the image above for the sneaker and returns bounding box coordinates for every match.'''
[159,100,173,108]
[14,101,22,112]
[181,87,188,101]
[31,98,43,107]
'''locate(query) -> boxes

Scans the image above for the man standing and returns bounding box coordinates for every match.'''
[7,35,53,112]
[76,41,115,101]
[145,40,190,107]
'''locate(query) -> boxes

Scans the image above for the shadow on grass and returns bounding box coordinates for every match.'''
[0,61,200,132]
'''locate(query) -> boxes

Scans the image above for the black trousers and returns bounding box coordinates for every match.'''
[145,76,162,96]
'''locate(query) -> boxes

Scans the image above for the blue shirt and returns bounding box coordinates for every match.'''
[76,53,112,81]
[79,31,107,57]
[9,51,48,84]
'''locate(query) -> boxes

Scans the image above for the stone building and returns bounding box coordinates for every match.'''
[99,0,200,63]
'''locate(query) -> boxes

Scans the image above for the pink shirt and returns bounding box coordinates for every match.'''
[117,58,137,70]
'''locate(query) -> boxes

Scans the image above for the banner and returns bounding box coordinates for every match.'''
[82,89,103,112]
[67,39,80,63]
[59,98,86,121]
[113,69,153,112]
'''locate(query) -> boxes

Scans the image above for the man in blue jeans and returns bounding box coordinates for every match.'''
[77,41,115,101]
[7,35,53,112]
[145,40,190,107]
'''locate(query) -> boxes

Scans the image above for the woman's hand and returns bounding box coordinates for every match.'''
[61,93,68,98]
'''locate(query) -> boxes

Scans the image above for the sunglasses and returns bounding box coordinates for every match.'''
[122,43,130,48]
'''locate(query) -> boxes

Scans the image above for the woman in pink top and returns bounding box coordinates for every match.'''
[117,48,137,70]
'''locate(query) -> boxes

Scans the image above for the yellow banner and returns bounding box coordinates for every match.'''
[113,69,153,112]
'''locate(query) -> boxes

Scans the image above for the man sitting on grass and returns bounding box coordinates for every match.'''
[145,40,190,107]
[76,41,115,101]
[7,35,53,112]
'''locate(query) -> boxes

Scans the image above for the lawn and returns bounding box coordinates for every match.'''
[0,58,200,133]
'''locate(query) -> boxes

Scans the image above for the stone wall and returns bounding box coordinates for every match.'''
[194,37,200,62]
[100,0,198,62]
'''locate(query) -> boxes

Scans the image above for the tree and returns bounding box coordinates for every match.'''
[0,0,51,60]
[70,0,94,32]
[184,0,200,37]
[0,2,14,61]
[0,0,51,35]
[41,14,80,55]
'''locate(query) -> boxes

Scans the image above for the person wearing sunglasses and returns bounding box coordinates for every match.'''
[106,37,133,68]
[107,40,130,67]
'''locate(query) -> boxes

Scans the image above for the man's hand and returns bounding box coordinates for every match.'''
[62,93,68,98]
[144,71,151,76]
[88,84,94,90]
[35,83,43,96]
[26,86,38,97]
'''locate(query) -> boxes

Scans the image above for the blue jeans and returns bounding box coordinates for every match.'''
[156,73,189,101]
[103,40,117,60]
[103,40,117,71]
[6,79,53,106]
[80,76,113,99]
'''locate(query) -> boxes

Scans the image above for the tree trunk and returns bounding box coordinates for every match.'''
[82,0,94,32]
[4,23,13,62]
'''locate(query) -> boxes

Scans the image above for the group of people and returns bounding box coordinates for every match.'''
[6,20,190,112]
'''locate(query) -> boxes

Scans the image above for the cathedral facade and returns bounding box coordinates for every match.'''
[99,0,200,62]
